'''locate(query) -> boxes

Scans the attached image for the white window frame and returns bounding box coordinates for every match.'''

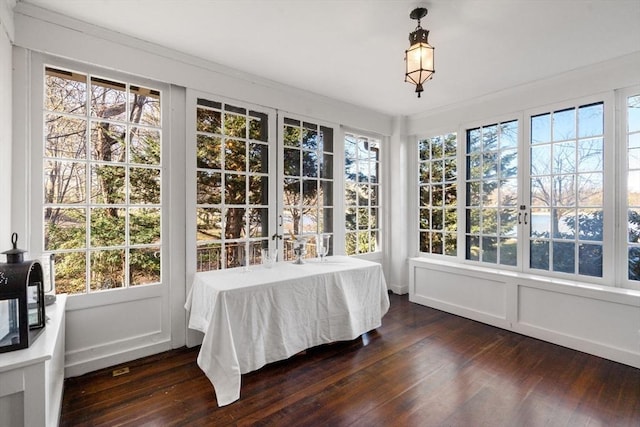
[523,93,615,285]
[618,85,640,290]
[277,113,339,260]
[344,131,383,257]
[186,89,277,275]
[25,54,171,306]
[457,113,525,271]
[463,118,521,268]
[415,92,628,287]
[416,131,458,257]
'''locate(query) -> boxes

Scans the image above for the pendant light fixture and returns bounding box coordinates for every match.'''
[405,7,434,98]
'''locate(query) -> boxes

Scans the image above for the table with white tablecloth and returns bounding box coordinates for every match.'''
[184,256,390,406]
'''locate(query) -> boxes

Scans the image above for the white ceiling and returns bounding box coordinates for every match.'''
[18,0,640,116]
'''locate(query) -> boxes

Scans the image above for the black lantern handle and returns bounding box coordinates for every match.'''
[3,232,27,263]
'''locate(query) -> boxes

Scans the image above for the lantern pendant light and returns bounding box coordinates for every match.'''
[405,7,434,98]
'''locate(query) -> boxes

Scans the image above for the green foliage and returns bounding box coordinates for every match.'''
[531,211,608,276]
[44,69,162,294]
[130,248,160,285]
[130,168,160,204]
[344,134,380,255]
[419,133,458,256]
[465,123,519,265]
[195,103,278,268]
[629,247,640,281]
[131,209,161,245]
[90,249,125,291]
[54,252,86,294]
[345,231,377,256]
[45,208,86,250]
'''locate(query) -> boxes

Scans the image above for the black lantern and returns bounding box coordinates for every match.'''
[0,233,46,353]
[405,7,435,98]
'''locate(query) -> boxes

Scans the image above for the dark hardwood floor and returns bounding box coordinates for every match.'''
[60,294,640,426]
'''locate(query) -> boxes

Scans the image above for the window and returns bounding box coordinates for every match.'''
[418,133,457,256]
[282,118,334,259]
[416,95,632,285]
[344,132,381,255]
[465,121,519,265]
[43,67,162,294]
[529,103,604,277]
[627,94,640,282]
[195,98,271,271]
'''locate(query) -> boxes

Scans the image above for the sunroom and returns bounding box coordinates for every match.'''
[1,1,639,425]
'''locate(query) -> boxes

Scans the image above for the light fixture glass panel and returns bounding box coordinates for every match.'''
[407,44,434,83]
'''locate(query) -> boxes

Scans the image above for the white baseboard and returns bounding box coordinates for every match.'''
[389,283,409,295]
[65,339,172,378]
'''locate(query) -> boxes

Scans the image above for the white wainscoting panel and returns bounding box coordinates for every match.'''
[516,284,640,367]
[413,266,508,327]
[65,293,171,377]
[409,258,640,369]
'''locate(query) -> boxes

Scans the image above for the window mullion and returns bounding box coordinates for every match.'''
[614,88,639,288]
[601,92,616,285]
[519,114,531,272]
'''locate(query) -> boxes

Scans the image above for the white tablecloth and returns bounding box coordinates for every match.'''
[184,256,390,406]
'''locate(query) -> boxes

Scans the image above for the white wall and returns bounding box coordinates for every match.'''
[13,3,392,137]
[386,116,410,294]
[407,52,640,136]
[0,0,14,246]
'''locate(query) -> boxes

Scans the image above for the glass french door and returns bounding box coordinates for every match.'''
[278,115,335,261]
[191,94,277,271]
[189,93,337,271]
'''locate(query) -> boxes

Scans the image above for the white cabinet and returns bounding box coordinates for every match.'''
[0,294,66,427]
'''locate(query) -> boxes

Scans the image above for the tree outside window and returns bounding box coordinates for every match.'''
[195,98,270,270]
[282,119,333,260]
[465,121,519,266]
[418,133,457,256]
[345,133,380,255]
[44,67,162,294]
[529,103,604,277]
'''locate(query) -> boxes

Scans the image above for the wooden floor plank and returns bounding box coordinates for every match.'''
[60,294,640,426]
